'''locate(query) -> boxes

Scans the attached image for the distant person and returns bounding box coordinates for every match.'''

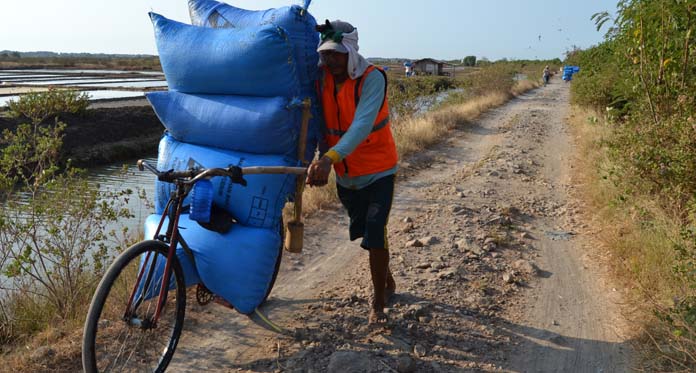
[543,65,550,85]
[307,19,398,325]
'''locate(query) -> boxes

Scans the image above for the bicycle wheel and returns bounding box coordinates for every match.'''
[82,240,186,373]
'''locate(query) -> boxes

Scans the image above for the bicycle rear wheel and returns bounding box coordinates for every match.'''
[82,240,186,373]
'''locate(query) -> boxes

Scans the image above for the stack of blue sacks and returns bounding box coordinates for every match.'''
[562,65,580,81]
[142,0,320,314]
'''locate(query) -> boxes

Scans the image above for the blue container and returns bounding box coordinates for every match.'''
[190,179,214,223]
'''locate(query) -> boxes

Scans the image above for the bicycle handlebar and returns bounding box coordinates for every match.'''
[137,160,307,186]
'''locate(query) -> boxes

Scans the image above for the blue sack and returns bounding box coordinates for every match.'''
[154,134,296,229]
[150,12,301,97]
[142,214,282,314]
[188,0,320,94]
[147,91,303,155]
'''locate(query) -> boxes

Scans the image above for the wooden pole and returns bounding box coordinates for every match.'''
[284,98,312,253]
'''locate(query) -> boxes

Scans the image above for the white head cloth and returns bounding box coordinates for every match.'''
[319,28,370,80]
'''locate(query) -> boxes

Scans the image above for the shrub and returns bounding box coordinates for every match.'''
[567,1,696,369]
[0,89,130,343]
[7,89,90,123]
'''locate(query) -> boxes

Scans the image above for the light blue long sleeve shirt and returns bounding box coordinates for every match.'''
[320,68,398,190]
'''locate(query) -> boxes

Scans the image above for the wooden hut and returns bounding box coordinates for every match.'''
[412,58,454,76]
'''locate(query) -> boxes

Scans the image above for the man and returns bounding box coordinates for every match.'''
[307,20,398,325]
[543,65,550,85]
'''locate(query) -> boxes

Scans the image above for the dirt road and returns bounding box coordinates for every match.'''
[169,80,633,372]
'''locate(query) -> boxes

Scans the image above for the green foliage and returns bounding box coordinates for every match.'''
[566,41,631,112]
[7,89,90,123]
[569,1,696,368]
[463,55,477,67]
[0,90,131,343]
[388,76,456,119]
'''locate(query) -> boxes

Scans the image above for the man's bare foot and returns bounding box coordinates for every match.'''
[368,309,388,325]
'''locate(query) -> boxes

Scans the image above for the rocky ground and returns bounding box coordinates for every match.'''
[145,79,634,372]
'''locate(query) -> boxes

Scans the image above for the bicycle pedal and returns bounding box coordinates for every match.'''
[196,284,215,306]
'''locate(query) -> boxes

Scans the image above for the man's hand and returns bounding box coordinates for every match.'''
[306,156,333,187]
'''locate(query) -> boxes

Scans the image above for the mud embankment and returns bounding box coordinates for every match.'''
[0,106,163,167]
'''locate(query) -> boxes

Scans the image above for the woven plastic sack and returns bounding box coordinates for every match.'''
[154,134,296,229]
[147,91,302,155]
[142,214,281,314]
[150,12,301,97]
[187,0,319,94]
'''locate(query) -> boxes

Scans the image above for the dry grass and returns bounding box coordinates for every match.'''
[568,106,695,370]
[511,79,539,96]
[569,107,681,302]
[301,80,538,215]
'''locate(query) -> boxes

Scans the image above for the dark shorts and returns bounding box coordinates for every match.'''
[336,174,395,250]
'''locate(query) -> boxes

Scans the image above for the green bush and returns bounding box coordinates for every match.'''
[388,76,457,119]
[7,89,90,123]
[0,88,131,343]
[568,2,696,369]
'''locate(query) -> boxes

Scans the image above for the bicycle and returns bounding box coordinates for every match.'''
[82,159,306,373]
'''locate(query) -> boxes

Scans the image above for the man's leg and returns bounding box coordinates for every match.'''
[369,248,389,324]
[386,266,396,299]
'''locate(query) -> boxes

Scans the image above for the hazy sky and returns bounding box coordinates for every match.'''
[0,0,615,60]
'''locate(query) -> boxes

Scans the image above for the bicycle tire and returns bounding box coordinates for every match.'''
[82,240,186,373]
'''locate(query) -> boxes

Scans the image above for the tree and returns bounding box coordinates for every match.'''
[463,55,477,67]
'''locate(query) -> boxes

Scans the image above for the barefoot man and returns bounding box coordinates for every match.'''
[307,20,398,324]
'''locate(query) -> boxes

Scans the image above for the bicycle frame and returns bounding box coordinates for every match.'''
[121,160,307,329]
[123,179,189,329]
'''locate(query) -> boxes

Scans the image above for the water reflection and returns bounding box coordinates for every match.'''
[88,156,158,236]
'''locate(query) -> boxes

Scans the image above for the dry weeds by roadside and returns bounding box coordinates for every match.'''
[567,106,693,370]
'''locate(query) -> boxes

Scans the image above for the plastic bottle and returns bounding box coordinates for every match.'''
[190,179,214,223]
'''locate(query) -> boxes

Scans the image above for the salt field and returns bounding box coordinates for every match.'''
[0,69,165,105]
[74,80,167,88]
[17,78,162,86]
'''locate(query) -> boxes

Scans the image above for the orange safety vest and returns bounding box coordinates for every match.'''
[320,65,398,177]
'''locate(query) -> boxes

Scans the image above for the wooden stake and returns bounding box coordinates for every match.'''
[284,98,312,253]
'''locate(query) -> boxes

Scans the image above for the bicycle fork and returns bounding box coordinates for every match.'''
[123,192,185,329]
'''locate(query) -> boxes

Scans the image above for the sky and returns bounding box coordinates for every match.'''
[0,0,616,61]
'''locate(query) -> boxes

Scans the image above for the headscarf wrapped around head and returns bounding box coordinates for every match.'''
[316,19,370,80]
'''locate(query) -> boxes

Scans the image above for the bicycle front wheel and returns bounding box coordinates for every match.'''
[82,240,186,373]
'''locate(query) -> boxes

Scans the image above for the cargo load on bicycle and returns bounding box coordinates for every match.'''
[143,0,319,315]
[83,1,319,371]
